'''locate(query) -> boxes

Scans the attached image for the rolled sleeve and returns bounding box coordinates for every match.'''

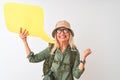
[73,66,84,79]
[27,47,50,63]
[27,52,34,58]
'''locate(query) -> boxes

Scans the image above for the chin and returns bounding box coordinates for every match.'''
[59,39,68,42]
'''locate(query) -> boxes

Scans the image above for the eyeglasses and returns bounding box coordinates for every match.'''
[56,28,69,34]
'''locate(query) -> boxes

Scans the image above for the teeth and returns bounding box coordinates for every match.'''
[60,36,66,39]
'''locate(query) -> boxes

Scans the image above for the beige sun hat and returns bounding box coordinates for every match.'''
[52,20,74,38]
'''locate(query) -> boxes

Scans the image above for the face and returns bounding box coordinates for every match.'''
[56,27,70,43]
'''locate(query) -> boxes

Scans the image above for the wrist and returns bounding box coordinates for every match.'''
[22,38,27,42]
[80,60,86,65]
[81,56,86,61]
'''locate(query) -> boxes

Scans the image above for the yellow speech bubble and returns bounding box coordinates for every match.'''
[4,2,55,43]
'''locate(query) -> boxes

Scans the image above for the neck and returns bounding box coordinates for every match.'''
[59,41,69,53]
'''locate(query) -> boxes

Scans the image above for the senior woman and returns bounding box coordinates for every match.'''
[19,20,92,80]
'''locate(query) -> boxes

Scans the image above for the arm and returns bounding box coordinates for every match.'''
[19,28,51,62]
[79,48,92,71]
[72,48,92,79]
[19,28,31,55]
[72,50,83,79]
[27,47,50,63]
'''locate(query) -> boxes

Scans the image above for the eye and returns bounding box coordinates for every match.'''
[56,29,62,33]
[56,28,69,34]
[63,29,69,33]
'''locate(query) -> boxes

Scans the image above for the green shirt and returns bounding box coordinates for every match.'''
[27,45,84,80]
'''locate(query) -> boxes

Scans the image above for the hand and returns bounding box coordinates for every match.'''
[82,48,92,59]
[19,27,29,40]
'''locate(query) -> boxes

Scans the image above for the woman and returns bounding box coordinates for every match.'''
[19,20,92,80]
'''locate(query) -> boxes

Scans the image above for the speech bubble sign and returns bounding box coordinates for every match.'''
[4,2,55,43]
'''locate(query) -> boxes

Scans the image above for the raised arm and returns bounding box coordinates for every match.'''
[19,27,31,55]
[79,48,92,70]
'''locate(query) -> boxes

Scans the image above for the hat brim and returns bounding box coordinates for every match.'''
[52,27,74,38]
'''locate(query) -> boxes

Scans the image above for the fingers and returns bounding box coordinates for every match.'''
[89,48,92,53]
[20,27,22,33]
[20,27,29,35]
[23,29,26,35]
[87,48,92,54]
[84,48,92,57]
[19,27,29,39]
[86,48,92,52]
[25,31,29,36]
[87,48,91,51]
[23,30,29,37]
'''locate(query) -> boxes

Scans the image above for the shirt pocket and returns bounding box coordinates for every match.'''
[62,54,71,71]
[62,62,71,72]
[51,60,60,72]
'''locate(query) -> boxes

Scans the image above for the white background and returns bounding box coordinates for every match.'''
[0,0,120,80]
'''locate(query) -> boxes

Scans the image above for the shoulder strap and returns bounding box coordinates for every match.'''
[43,43,55,75]
[66,50,76,80]
[48,43,54,50]
[70,50,76,69]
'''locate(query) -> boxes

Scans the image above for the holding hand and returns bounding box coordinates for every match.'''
[19,27,31,54]
[19,27,29,40]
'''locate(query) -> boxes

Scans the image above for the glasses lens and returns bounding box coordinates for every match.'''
[63,29,69,33]
[56,29,62,33]
[56,28,69,34]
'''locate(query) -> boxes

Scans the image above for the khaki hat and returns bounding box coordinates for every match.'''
[52,20,74,38]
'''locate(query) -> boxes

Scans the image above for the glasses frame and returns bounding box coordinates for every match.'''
[56,28,70,34]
